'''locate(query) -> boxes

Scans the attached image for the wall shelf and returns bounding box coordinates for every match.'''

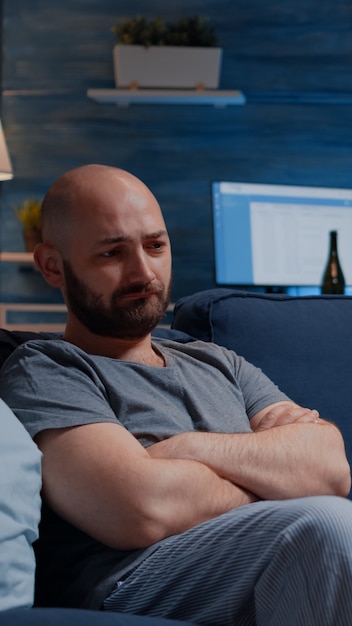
[87,88,246,107]
[0,302,68,332]
[0,252,35,265]
[0,253,67,331]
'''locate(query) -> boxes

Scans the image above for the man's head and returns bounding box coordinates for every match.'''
[34,164,172,340]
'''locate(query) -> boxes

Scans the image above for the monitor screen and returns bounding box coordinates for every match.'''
[211,181,352,289]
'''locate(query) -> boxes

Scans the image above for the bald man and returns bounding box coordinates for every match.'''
[1,164,352,626]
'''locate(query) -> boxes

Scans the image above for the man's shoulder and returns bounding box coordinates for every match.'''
[1,336,86,372]
[12,336,70,355]
[0,329,61,369]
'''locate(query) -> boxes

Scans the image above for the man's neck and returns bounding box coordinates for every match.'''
[63,319,165,366]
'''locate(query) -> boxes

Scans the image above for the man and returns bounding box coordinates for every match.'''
[1,164,352,625]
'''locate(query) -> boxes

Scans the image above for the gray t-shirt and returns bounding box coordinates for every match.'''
[0,337,289,609]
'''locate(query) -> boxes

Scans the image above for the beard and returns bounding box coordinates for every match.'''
[62,260,171,339]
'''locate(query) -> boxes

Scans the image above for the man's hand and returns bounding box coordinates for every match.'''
[250,401,321,431]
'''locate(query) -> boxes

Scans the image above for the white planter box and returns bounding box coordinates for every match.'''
[113,44,222,89]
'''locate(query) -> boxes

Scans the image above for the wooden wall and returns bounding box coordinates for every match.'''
[1,0,352,305]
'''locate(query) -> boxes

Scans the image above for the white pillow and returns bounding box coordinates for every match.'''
[0,398,42,610]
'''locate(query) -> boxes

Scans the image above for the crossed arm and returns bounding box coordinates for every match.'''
[149,401,351,500]
[36,400,351,551]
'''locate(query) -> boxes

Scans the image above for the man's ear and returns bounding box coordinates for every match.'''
[33,243,65,288]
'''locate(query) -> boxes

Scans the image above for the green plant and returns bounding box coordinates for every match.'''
[14,198,42,231]
[112,15,219,47]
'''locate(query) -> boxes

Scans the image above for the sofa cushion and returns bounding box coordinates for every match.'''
[0,399,42,610]
[172,288,352,484]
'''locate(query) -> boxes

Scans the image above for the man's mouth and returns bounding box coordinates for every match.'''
[114,282,161,300]
[116,287,159,303]
[121,291,155,300]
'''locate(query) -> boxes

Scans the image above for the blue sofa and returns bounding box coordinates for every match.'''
[1,287,352,623]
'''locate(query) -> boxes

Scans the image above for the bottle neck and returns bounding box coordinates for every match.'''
[330,231,338,254]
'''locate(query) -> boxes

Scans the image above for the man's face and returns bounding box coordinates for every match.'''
[60,172,172,339]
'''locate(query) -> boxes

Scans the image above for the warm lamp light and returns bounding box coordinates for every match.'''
[0,119,13,181]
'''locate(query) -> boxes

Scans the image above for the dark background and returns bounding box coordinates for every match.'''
[1,0,352,304]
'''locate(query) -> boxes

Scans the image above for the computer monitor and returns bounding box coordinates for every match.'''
[211,181,352,291]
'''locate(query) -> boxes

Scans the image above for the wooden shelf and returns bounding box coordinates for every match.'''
[0,302,67,332]
[0,252,35,265]
[87,88,246,107]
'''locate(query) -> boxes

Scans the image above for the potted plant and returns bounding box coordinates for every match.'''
[14,198,42,252]
[111,15,222,90]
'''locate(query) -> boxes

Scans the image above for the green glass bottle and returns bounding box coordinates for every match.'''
[321,230,345,294]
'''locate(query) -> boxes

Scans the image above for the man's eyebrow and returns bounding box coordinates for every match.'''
[97,236,130,247]
[144,230,168,239]
[96,230,168,248]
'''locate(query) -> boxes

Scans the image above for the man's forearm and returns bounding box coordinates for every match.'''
[149,422,351,499]
[138,456,260,543]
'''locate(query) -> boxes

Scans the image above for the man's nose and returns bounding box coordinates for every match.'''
[127,251,156,284]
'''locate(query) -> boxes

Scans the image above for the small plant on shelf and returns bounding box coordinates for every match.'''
[110,15,222,90]
[111,15,219,47]
[14,198,43,252]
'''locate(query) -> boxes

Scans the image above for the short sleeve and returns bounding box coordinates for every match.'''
[0,340,119,439]
[233,352,290,419]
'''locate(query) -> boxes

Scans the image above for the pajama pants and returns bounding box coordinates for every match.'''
[103,495,352,626]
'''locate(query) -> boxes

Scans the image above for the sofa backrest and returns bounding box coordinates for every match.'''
[172,288,352,489]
